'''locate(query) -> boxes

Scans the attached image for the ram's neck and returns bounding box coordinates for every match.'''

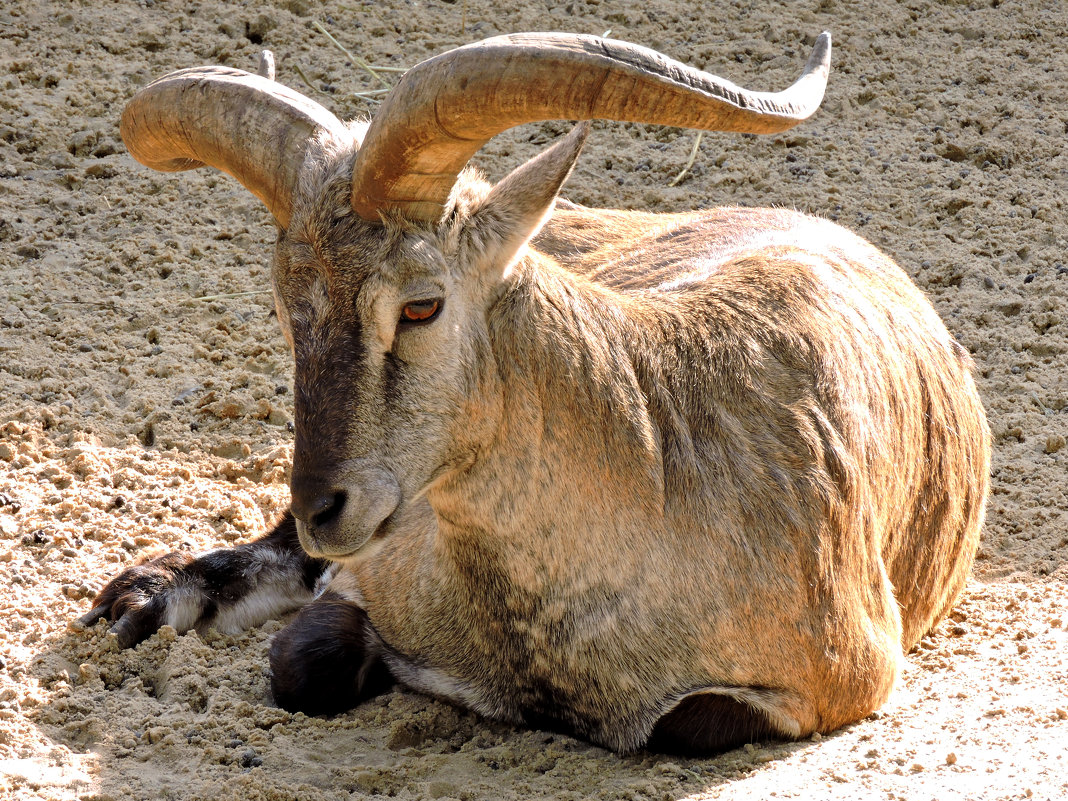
[430,252,671,542]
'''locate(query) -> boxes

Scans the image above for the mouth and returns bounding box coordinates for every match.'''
[294,513,395,561]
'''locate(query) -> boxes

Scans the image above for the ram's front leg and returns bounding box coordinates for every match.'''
[77,512,331,648]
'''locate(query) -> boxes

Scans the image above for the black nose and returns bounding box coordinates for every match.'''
[291,483,347,529]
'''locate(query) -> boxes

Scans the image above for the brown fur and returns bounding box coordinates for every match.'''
[259,125,990,753]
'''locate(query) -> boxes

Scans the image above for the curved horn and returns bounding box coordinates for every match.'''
[350,32,831,222]
[120,66,353,229]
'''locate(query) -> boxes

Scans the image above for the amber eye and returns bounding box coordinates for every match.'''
[399,299,442,325]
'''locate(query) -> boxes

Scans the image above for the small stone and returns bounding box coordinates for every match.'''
[23,530,52,546]
[172,385,202,406]
[946,752,957,765]
[83,162,117,179]
[983,276,995,289]
[145,727,168,744]
[1044,435,1065,455]
[1017,643,1029,654]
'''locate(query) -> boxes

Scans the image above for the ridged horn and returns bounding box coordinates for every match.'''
[350,31,831,222]
[120,66,353,229]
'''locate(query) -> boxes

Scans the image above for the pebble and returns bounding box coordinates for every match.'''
[946,752,957,765]
[144,727,169,744]
[240,748,263,768]
[172,385,203,406]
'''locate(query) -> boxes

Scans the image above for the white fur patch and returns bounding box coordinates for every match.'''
[188,547,325,634]
[162,586,207,632]
[313,562,342,599]
[210,582,313,634]
[383,656,515,723]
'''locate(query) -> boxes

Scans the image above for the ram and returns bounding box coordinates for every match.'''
[78,32,990,755]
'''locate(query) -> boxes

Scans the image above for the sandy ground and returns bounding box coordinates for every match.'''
[1,0,1066,798]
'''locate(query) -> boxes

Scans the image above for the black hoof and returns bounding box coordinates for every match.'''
[646,691,779,756]
[269,594,394,716]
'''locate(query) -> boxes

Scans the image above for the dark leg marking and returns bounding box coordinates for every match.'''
[78,512,330,648]
[269,592,394,716]
[646,692,779,756]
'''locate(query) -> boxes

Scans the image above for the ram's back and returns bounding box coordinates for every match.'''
[536,200,990,653]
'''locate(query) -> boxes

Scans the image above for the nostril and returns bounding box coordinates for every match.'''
[311,491,347,529]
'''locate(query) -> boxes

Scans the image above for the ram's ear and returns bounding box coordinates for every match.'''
[464,122,590,282]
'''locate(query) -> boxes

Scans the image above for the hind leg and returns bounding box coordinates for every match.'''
[644,683,816,756]
[269,592,394,715]
[647,692,777,755]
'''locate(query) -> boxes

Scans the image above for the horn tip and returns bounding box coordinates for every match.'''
[809,32,832,77]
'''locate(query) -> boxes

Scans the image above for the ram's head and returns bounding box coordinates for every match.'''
[120,32,831,558]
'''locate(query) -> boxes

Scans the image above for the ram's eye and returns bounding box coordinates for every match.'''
[399,299,442,324]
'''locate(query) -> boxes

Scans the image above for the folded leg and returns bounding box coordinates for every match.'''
[269,592,394,715]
